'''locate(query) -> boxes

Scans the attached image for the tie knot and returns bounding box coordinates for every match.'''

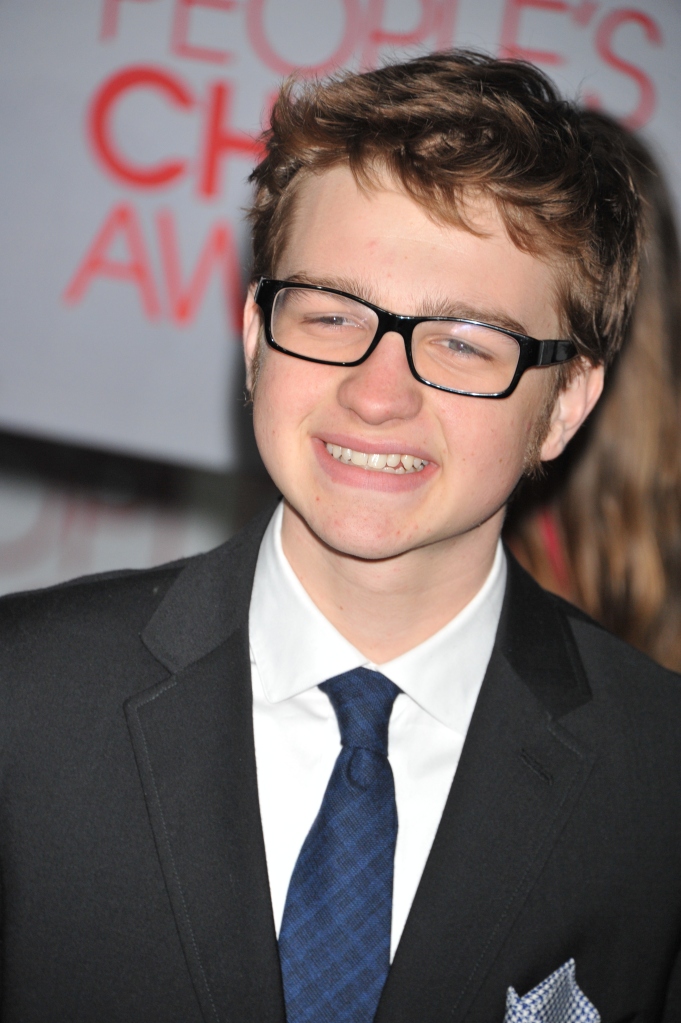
[320,668,400,755]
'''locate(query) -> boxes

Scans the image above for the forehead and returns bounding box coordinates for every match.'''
[278,165,561,337]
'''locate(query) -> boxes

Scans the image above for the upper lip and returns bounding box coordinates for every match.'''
[318,434,434,462]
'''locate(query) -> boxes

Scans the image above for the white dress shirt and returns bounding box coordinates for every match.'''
[249,502,506,959]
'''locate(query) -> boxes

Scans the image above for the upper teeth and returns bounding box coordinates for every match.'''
[325,443,428,473]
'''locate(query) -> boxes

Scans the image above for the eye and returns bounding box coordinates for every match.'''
[422,331,495,362]
[443,337,494,361]
[306,314,361,329]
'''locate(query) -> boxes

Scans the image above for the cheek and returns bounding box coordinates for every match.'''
[437,394,538,488]
[251,354,330,458]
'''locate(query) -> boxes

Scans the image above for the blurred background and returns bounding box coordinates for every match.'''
[0,0,679,598]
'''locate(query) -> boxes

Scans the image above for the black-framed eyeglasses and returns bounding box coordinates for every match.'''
[254,277,577,398]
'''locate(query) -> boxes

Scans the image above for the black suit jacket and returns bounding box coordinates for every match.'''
[1,504,681,1022]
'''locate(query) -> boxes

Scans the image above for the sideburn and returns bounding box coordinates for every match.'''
[523,367,564,477]
[245,332,266,405]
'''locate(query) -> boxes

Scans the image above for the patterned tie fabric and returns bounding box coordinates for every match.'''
[278,667,401,1023]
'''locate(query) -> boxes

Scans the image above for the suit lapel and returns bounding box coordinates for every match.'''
[128,513,597,1023]
[376,556,597,1023]
[126,503,286,1023]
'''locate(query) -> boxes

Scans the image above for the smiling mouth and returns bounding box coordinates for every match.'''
[325,443,429,474]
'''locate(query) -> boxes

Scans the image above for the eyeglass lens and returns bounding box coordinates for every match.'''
[270,287,521,395]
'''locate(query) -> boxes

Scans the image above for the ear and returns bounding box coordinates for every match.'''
[242,284,261,392]
[540,360,605,462]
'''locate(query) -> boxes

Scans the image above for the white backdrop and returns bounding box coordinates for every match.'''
[0,0,679,469]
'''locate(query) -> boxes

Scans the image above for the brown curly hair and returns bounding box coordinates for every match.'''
[247,49,643,368]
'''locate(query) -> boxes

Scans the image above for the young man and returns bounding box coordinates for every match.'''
[1,51,681,1023]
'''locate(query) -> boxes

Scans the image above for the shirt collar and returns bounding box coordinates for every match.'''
[249,502,506,736]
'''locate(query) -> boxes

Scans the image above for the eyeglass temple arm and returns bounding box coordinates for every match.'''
[536,340,578,366]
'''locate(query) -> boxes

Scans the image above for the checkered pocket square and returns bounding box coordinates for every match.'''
[504,959,600,1023]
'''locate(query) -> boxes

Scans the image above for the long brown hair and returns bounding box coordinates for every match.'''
[506,116,681,670]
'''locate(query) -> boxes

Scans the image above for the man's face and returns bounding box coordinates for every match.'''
[244,166,565,562]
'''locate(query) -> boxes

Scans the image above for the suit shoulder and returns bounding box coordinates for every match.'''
[0,543,248,681]
[0,528,257,649]
[0,548,239,730]
[504,552,681,707]
[544,588,681,702]
[0,559,187,638]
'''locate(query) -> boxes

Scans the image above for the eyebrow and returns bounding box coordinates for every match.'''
[283,271,531,336]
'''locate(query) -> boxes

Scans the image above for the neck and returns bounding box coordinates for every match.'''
[280,502,503,663]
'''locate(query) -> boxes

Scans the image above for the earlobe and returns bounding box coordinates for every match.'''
[540,361,605,462]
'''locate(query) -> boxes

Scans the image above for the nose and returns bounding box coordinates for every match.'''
[336,330,423,426]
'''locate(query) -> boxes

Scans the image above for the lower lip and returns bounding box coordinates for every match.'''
[313,438,436,492]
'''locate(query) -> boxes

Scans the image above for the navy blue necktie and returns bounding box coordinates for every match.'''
[278,668,401,1023]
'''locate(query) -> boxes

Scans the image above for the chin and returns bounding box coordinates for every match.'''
[321,532,416,562]
[305,509,427,562]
